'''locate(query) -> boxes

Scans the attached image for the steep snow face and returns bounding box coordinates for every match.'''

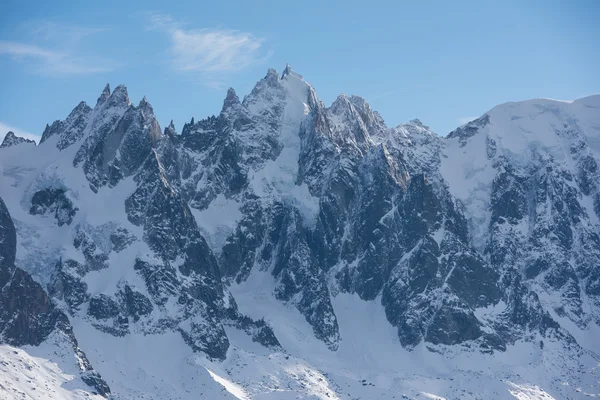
[191,194,242,254]
[247,67,320,228]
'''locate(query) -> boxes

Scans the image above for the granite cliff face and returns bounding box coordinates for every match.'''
[0,68,598,399]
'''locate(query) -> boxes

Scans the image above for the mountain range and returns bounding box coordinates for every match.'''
[0,65,599,399]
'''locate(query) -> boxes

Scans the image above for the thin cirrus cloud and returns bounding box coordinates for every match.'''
[0,21,115,76]
[149,13,271,88]
[28,21,106,46]
[0,41,113,75]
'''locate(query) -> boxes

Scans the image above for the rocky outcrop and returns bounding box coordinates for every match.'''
[1,131,36,148]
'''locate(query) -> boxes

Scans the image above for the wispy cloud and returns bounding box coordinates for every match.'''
[0,21,115,76]
[0,122,40,144]
[29,21,106,45]
[148,13,271,87]
[0,41,113,75]
[457,116,478,125]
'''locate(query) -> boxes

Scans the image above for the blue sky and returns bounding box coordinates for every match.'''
[0,0,598,141]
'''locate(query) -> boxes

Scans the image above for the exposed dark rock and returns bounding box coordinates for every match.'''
[48,259,90,312]
[88,294,121,320]
[119,285,153,322]
[29,188,78,226]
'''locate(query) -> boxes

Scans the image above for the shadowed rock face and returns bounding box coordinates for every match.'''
[0,198,16,268]
[29,188,78,226]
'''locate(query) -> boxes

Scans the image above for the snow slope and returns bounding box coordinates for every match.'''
[0,344,104,400]
[226,269,599,400]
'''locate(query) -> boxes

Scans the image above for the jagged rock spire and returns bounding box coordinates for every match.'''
[264,68,280,86]
[95,83,130,109]
[281,63,292,79]
[139,96,149,106]
[96,84,111,107]
[108,85,130,108]
[164,120,177,137]
[138,96,154,116]
[221,88,241,113]
[1,131,36,148]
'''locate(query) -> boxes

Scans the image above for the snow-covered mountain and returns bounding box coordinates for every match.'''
[0,66,599,399]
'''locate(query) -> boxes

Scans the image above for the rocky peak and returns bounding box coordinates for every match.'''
[407,118,426,128]
[329,93,383,130]
[38,100,92,148]
[73,87,161,191]
[281,63,293,79]
[64,101,93,128]
[164,120,177,138]
[330,93,350,113]
[71,101,92,116]
[39,121,61,144]
[221,87,241,114]
[394,119,436,139]
[446,114,490,146]
[347,95,370,112]
[324,93,373,151]
[137,96,156,119]
[351,95,386,133]
[138,95,150,108]
[265,68,280,84]
[242,68,284,111]
[0,131,36,148]
[96,83,111,107]
[102,84,131,110]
